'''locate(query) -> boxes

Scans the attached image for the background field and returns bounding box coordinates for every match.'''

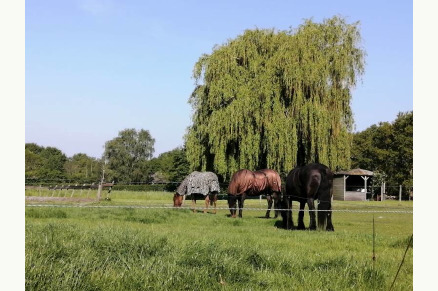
[25,191,413,290]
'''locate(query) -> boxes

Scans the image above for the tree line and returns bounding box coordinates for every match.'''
[25,128,190,185]
[351,111,413,192]
[25,111,412,189]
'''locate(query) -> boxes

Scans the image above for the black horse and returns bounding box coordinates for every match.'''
[281,163,334,231]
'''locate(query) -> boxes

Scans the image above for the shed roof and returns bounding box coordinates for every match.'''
[335,168,374,176]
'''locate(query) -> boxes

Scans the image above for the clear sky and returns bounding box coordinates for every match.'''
[25,0,413,159]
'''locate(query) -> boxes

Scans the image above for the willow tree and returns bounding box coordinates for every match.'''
[185,16,365,179]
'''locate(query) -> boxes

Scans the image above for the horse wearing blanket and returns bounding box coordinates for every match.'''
[173,171,220,214]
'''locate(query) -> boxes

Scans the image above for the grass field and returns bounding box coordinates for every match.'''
[25,191,413,290]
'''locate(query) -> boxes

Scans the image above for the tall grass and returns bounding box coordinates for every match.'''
[26,191,413,290]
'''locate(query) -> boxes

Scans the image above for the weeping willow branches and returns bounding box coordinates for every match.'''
[185,16,366,179]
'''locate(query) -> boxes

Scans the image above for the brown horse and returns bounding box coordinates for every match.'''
[256,169,282,218]
[282,163,334,231]
[227,169,254,218]
[173,171,220,214]
[228,169,282,218]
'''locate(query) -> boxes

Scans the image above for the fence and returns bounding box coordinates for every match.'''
[25,178,413,202]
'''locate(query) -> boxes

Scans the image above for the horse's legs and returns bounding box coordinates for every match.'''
[307,198,317,230]
[325,205,334,231]
[238,194,246,218]
[228,194,237,218]
[273,192,280,219]
[282,197,294,229]
[297,201,306,230]
[204,195,209,214]
[191,196,196,213]
[212,193,217,214]
[265,194,273,218]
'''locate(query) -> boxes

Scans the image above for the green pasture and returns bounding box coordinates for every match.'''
[25,191,413,290]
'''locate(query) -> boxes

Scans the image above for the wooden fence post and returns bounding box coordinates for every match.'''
[380,183,383,201]
[97,183,102,201]
[380,182,386,201]
[399,185,402,202]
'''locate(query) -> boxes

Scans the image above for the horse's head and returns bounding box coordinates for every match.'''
[173,193,184,207]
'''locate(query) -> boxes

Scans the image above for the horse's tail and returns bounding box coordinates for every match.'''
[317,203,331,230]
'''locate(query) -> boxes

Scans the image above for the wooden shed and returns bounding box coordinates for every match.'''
[333,169,374,201]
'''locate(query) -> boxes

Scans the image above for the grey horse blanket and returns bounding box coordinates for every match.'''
[176,171,220,196]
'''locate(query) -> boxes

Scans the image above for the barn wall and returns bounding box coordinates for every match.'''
[345,191,366,201]
[333,177,345,201]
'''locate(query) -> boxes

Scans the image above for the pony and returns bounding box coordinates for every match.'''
[227,169,282,218]
[282,163,334,231]
[173,171,220,214]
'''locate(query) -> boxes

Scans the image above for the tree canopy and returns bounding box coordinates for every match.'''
[185,16,365,179]
[351,111,413,191]
[25,143,103,184]
[103,128,155,183]
[25,143,68,180]
[64,153,102,183]
[148,147,190,183]
[25,141,190,186]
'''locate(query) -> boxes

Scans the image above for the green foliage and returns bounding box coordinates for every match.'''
[25,148,43,178]
[186,16,365,179]
[64,153,103,183]
[25,143,68,180]
[25,141,189,187]
[26,143,104,184]
[351,111,413,191]
[149,147,191,183]
[103,128,155,183]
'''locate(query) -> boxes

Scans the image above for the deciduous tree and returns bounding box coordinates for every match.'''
[103,128,155,183]
[351,111,413,193]
[25,143,68,180]
[64,153,102,183]
[185,16,365,178]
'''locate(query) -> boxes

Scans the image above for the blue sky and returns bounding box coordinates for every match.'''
[25,0,413,159]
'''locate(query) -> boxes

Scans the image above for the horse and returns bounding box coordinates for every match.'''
[255,169,282,218]
[227,169,282,218]
[173,171,220,214]
[282,163,334,231]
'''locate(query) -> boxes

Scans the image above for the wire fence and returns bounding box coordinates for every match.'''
[25,184,413,204]
[24,203,413,214]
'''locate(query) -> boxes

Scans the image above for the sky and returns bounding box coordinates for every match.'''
[25,0,413,159]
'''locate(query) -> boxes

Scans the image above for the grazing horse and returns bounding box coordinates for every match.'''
[228,169,256,218]
[282,163,334,231]
[227,169,281,218]
[256,169,282,218]
[173,171,220,214]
